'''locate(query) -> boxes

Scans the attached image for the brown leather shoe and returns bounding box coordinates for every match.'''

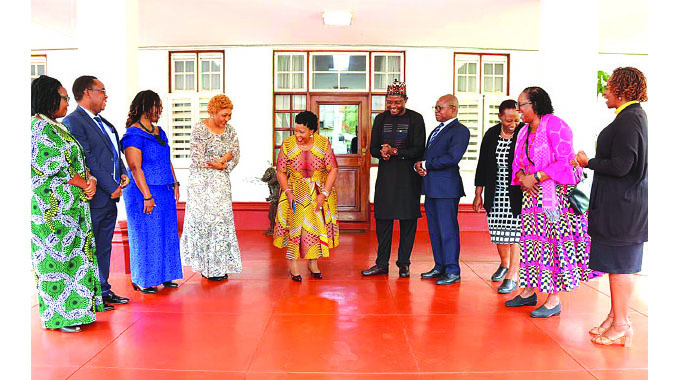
[361,265,388,276]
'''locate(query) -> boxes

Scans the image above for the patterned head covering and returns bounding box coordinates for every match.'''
[386,79,407,98]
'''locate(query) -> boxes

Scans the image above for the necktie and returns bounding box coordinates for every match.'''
[94,116,120,182]
[428,122,445,147]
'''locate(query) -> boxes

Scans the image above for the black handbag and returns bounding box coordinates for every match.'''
[569,170,591,215]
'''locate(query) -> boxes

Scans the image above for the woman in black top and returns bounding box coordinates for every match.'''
[574,67,648,347]
[473,100,525,293]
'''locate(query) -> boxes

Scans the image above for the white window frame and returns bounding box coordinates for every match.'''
[31,55,47,81]
[170,51,224,93]
[481,55,508,95]
[371,52,405,92]
[166,93,214,169]
[454,54,480,94]
[198,52,224,92]
[310,52,369,92]
[274,52,307,92]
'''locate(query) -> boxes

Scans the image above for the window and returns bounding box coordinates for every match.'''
[310,53,368,91]
[372,53,404,91]
[272,50,405,166]
[31,55,46,83]
[275,53,306,91]
[273,94,307,162]
[170,51,224,93]
[168,51,224,167]
[454,53,509,172]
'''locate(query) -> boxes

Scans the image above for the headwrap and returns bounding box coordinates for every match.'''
[386,79,407,98]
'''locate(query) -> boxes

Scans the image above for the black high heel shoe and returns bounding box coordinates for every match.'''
[132,283,158,294]
[308,268,323,279]
[163,281,179,288]
[289,271,302,282]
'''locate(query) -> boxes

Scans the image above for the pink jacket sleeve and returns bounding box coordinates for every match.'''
[543,116,577,185]
[510,127,526,185]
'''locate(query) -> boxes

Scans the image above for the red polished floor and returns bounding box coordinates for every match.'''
[31,231,648,379]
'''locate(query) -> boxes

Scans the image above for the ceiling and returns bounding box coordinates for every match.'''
[31,0,647,53]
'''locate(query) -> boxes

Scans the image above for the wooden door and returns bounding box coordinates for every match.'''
[311,95,370,225]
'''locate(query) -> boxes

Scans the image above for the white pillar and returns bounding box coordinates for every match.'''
[76,0,138,220]
[75,0,139,130]
[538,0,599,155]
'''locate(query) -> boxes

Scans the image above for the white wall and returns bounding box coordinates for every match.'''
[36,46,648,212]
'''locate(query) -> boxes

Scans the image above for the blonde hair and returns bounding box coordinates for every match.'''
[207,94,233,115]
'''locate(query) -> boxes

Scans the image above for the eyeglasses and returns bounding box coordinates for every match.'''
[432,105,454,112]
[517,101,532,109]
[60,94,70,103]
[87,88,107,94]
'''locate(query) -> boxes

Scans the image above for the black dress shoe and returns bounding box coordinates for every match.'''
[132,283,158,294]
[435,273,461,285]
[491,266,509,282]
[163,281,179,288]
[530,303,561,318]
[504,293,538,307]
[398,265,410,278]
[102,292,129,305]
[361,265,388,276]
[420,268,443,279]
[102,303,115,312]
[59,326,81,333]
[497,279,518,294]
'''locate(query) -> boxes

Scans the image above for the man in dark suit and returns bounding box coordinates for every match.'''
[415,94,470,285]
[63,75,130,307]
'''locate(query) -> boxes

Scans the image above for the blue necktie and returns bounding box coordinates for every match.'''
[94,116,120,182]
[428,122,445,147]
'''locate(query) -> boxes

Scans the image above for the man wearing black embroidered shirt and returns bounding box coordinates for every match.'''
[361,80,426,278]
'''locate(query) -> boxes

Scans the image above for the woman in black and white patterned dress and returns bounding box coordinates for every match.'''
[473,100,525,293]
[181,94,242,281]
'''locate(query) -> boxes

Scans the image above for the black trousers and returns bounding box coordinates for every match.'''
[374,218,417,269]
[90,200,118,295]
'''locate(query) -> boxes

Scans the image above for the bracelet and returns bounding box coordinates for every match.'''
[321,188,330,197]
[284,189,293,194]
[533,172,542,182]
[144,196,153,201]
[173,181,180,187]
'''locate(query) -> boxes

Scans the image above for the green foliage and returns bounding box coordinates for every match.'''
[597,70,610,97]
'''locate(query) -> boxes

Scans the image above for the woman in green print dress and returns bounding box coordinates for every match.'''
[31,75,105,333]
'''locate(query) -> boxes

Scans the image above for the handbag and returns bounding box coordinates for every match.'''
[568,169,592,215]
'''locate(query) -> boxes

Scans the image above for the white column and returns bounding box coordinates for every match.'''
[75,0,139,130]
[538,0,599,155]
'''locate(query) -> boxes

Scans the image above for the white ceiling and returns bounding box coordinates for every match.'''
[31,0,647,53]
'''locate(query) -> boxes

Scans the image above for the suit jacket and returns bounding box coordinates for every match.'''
[587,103,648,245]
[63,106,126,208]
[422,119,470,198]
[474,123,525,216]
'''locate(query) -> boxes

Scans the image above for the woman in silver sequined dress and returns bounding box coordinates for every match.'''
[181,94,242,281]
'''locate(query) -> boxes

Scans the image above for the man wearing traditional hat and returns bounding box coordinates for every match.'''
[361,80,426,278]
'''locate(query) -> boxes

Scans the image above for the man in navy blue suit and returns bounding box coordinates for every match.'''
[64,76,130,307]
[415,94,470,285]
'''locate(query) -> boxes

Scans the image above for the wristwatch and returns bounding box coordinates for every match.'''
[321,188,330,197]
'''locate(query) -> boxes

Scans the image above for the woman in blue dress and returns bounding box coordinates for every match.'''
[121,90,183,293]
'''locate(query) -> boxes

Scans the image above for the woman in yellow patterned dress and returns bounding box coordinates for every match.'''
[274,111,339,281]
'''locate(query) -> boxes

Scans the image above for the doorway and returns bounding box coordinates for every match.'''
[311,94,370,226]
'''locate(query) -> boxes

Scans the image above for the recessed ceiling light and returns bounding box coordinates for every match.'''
[322,11,352,26]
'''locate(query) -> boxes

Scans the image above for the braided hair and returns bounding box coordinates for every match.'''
[125,90,161,128]
[31,75,63,119]
[607,67,648,102]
